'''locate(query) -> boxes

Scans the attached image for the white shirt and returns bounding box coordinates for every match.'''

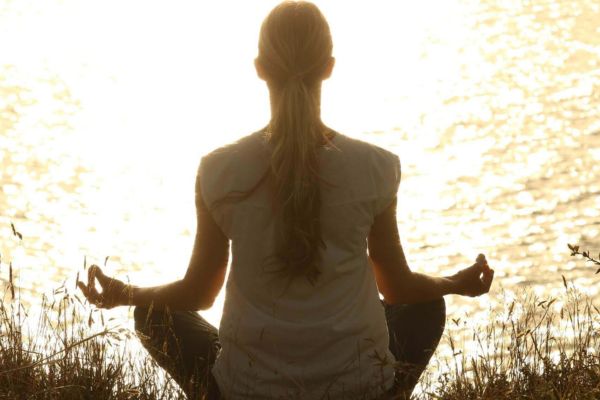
[198,129,400,399]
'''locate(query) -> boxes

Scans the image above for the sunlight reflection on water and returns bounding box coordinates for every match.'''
[1,0,600,382]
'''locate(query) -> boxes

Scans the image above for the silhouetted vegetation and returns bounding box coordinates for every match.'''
[429,288,600,399]
[569,243,600,272]
[0,288,183,399]
[1,225,183,399]
[1,227,599,399]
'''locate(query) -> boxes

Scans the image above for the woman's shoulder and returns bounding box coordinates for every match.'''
[197,129,271,193]
[333,131,400,166]
[202,129,265,160]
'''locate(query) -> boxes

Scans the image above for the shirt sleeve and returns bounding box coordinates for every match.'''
[195,155,210,210]
[372,152,401,216]
[196,154,233,239]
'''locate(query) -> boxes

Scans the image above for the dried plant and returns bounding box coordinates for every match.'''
[3,222,600,399]
[568,243,600,272]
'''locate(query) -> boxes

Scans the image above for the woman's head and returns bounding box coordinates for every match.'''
[256,1,334,89]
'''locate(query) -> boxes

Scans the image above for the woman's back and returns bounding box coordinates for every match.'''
[199,128,400,399]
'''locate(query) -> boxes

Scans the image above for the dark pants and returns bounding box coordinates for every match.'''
[134,298,445,400]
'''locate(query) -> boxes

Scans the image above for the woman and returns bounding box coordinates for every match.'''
[78,2,494,399]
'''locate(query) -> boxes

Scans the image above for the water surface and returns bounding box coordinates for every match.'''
[1,0,599,369]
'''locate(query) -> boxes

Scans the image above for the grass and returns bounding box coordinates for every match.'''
[0,287,183,399]
[428,287,600,399]
[2,235,600,399]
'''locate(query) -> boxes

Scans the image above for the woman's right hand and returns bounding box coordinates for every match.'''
[449,254,494,297]
[77,265,132,309]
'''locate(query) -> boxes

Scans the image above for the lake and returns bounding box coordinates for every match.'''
[1,0,599,372]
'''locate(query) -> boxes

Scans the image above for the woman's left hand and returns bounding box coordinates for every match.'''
[449,254,494,297]
[77,265,131,309]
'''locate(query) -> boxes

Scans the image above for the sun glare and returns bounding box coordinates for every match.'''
[2,0,599,350]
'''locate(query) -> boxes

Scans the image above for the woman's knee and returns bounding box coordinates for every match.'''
[410,297,446,339]
[424,297,446,333]
[405,297,446,322]
[428,297,446,319]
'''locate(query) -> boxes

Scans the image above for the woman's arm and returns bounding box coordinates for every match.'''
[367,197,493,304]
[78,181,229,311]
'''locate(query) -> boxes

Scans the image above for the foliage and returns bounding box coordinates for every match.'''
[426,287,600,400]
[568,243,600,272]
[2,224,599,399]
[0,291,183,399]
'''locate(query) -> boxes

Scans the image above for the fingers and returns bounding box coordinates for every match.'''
[79,264,108,307]
[89,265,115,294]
[80,264,127,309]
[88,265,96,289]
[453,255,494,297]
[476,254,491,271]
[482,268,495,292]
[89,265,111,288]
[77,279,102,306]
[474,253,493,280]
[473,254,494,295]
[77,281,88,297]
[94,265,111,287]
[465,261,483,273]
[479,253,494,293]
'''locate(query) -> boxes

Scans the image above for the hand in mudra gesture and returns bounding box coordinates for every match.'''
[451,254,494,297]
[77,265,131,309]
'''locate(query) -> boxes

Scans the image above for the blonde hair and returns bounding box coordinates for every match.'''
[257,1,333,285]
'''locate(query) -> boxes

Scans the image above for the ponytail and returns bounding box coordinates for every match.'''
[267,74,326,284]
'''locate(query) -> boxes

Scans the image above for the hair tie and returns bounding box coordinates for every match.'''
[286,73,304,85]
